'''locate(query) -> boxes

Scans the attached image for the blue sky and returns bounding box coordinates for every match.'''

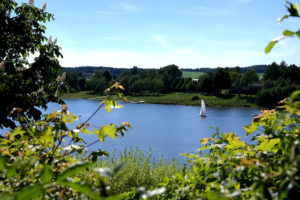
[27,0,300,68]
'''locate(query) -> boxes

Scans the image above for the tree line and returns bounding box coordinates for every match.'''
[65,62,300,108]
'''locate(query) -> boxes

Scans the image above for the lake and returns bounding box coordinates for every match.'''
[46,99,260,163]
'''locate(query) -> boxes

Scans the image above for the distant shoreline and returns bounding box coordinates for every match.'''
[62,91,259,108]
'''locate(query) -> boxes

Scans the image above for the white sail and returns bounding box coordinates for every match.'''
[199,99,207,117]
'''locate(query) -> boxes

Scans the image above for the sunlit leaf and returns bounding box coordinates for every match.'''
[256,138,280,153]
[40,126,54,146]
[265,40,277,54]
[244,123,258,136]
[96,124,118,142]
[201,138,210,144]
[292,3,299,16]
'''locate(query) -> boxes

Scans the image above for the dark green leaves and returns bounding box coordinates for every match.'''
[16,184,44,200]
[89,150,109,162]
[283,29,295,36]
[40,165,53,184]
[59,181,103,200]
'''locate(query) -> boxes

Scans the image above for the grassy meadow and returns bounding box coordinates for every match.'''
[181,71,204,78]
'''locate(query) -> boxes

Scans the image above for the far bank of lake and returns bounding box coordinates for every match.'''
[63,91,258,108]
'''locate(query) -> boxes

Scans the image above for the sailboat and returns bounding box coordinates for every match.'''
[199,99,207,117]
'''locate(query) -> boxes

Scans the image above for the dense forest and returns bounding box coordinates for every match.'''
[64,62,300,108]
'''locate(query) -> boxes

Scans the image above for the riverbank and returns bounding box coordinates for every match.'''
[63,91,258,108]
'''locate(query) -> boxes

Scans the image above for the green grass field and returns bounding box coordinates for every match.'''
[181,71,204,79]
[258,73,264,80]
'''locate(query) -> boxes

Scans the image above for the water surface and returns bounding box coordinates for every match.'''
[46,99,260,162]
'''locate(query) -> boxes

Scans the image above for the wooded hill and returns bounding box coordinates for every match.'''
[62,64,269,78]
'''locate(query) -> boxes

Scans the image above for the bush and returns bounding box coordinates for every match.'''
[191,96,200,101]
[93,148,182,193]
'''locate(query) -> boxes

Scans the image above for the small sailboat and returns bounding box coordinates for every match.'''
[199,99,207,117]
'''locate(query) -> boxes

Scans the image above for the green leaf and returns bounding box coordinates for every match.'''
[283,30,295,36]
[59,181,103,200]
[0,156,5,171]
[296,30,300,39]
[40,165,53,184]
[57,162,92,182]
[277,14,289,23]
[265,40,277,54]
[244,122,258,136]
[16,184,44,200]
[40,126,54,146]
[256,138,280,153]
[292,3,299,16]
[6,166,16,179]
[96,124,118,142]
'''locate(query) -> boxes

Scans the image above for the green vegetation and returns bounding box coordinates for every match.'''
[63,91,106,100]
[0,0,67,129]
[158,91,300,199]
[1,0,300,199]
[181,71,204,78]
[63,92,257,107]
[94,148,182,194]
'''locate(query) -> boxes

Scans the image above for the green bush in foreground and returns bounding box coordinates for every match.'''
[92,148,181,194]
[0,83,141,199]
[157,90,300,199]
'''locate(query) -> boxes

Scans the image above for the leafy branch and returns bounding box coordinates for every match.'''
[265,0,300,53]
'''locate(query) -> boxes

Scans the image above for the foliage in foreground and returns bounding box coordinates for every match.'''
[92,148,181,194]
[158,90,300,199]
[0,83,146,199]
[0,0,67,129]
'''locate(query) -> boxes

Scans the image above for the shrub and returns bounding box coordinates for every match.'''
[191,96,200,101]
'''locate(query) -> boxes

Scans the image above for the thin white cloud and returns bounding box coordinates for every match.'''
[182,5,232,17]
[119,2,142,13]
[154,35,169,47]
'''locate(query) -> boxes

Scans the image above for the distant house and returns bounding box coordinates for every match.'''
[192,78,199,82]
[84,73,94,79]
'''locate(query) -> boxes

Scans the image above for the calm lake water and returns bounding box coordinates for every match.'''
[45,99,260,163]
